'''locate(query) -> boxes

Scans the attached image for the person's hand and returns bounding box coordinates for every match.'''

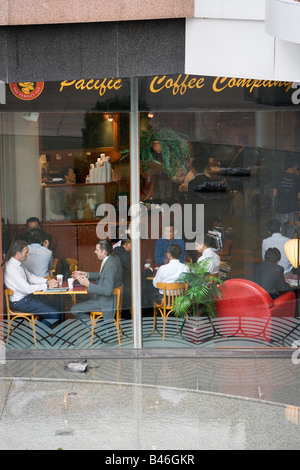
[48,279,59,288]
[72,270,87,279]
[76,274,90,287]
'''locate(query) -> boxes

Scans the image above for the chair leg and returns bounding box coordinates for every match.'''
[90,315,97,346]
[162,316,167,341]
[6,320,12,345]
[114,319,123,344]
[6,316,38,347]
[29,317,38,347]
[152,307,158,334]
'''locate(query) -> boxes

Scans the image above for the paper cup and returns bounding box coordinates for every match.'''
[67,278,74,290]
[56,274,63,287]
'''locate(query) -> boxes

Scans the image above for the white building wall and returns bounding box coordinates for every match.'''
[186,0,300,82]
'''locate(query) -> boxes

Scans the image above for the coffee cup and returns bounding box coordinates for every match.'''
[56,274,63,287]
[67,278,74,290]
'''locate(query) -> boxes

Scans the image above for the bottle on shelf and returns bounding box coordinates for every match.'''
[106,156,111,182]
[89,163,95,183]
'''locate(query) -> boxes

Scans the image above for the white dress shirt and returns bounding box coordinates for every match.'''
[23,243,53,277]
[4,257,48,302]
[262,233,292,274]
[153,259,190,294]
[197,247,220,274]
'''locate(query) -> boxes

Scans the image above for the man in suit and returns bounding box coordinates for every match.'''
[113,237,132,317]
[251,247,292,299]
[71,239,123,334]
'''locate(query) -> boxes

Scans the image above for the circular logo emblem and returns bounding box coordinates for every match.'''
[9,82,44,100]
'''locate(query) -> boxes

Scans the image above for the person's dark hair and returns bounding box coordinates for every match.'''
[28,229,43,245]
[10,239,28,257]
[61,167,74,179]
[167,243,182,260]
[204,234,214,247]
[97,239,113,256]
[26,217,40,226]
[264,247,281,263]
[121,237,131,246]
[267,219,281,234]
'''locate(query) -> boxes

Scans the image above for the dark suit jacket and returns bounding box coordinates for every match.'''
[251,261,292,299]
[113,245,131,309]
[87,254,123,318]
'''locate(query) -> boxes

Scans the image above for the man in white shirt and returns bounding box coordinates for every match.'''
[4,239,60,327]
[195,235,220,274]
[153,244,189,297]
[23,229,53,277]
[262,219,292,274]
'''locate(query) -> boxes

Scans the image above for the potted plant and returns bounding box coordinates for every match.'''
[121,127,191,181]
[173,259,223,343]
[140,127,191,181]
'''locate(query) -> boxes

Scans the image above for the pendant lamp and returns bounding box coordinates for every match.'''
[284,239,300,268]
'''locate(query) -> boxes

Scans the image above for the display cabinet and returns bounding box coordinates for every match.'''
[42,182,118,222]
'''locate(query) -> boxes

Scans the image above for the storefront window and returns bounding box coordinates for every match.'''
[1,76,300,351]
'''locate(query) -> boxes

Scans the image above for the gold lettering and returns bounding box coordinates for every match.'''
[149,76,167,93]
[59,78,123,95]
[195,78,205,89]
[150,74,205,95]
[212,77,228,92]
[75,79,86,90]
[212,76,292,94]
[59,80,76,92]
[114,79,122,90]
[172,74,184,95]
[85,79,95,90]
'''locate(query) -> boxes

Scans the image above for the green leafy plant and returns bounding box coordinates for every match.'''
[121,127,191,180]
[173,259,223,318]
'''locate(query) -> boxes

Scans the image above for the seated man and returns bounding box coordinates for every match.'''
[23,229,53,277]
[113,237,132,317]
[262,219,292,274]
[61,167,76,184]
[19,217,52,248]
[153,244,189,301]
[4,239,60,327]
[251,247,292,299]
[71,240,123,339]
[154,222,185,265]
[195,235,221,274]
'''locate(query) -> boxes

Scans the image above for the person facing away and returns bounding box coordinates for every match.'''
[23,229,54,277]
[273,155,300,238]
[195,234,221,275]
[251,247,292,299]
[71,239,123,338]
[4,239,60,327]
[154,222,185,265]
[113,237,132,315]
[19,216,53,248]
[262,219,292,274]
[153,243,190,298]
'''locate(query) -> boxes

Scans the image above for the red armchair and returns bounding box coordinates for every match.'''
[216,278,296,342]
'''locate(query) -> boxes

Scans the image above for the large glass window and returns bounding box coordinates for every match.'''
[1,76,300,351]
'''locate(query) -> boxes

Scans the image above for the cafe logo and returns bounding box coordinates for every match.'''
[9,82,44,100]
